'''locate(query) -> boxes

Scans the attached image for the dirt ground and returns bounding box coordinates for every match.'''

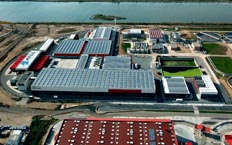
[27,102,61,110]
[218,42,232,55]
[176,44,192,53]
[0,111,32,126]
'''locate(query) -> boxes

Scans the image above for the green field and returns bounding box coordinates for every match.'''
[24,116,57,145]
[211,57,232,74]
[163,68,202,77]
[122,43,131,52]
[202,43,227,55]
[162,60,196,67]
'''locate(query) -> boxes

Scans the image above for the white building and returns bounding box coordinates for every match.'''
[16,50,41,71]
[5,130,22,145]
[195,75,218,98]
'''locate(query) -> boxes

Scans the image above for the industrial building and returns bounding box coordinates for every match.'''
[31,68,155,93]
[39,38,54,52]
[5,130,22,145]
[54,118,178,145]
[93,27,112,40]
[53,39,86,57]
[148,29,164,44]
[152,44,165,53]
[103,56,131,69]
[194,75,218,99]
[122,29,146,40]
[83,40,112,56]
[17,71,34,91]
[13,50,41,71]
[162,77,190,100]
[191,42,202,51]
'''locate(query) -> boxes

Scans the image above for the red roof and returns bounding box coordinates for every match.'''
[225,135,232,145]
[149,29,163,39]
[55,118,178,145]
[10,55,26,71]
[195,124,204,130]
[29,55,49,71]
[203,127,210,133]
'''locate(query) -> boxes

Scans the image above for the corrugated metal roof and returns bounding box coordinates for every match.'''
[76,54,89,69]
[149,29,163,39]
[94,27,112,40]
[31,68,155,93]
[55,118,177,145]
[54,39,85,55]
[103,56,131,69]
[83,40,112,55]
[162,77,190,94]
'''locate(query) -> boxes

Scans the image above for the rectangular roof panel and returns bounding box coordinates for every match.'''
[54,39,85,55]
[103,56,131,69]
[93,27,112,40]
[162,77,190,94]
[31,68,155,93]
[149,29,163,39]
[83,40,112,56]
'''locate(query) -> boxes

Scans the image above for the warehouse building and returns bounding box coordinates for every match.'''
[191,42,202,51]
[29,55,50,71]
[93,27,112,40]
[31,68,155,99]
[39,38,54,52]
[103,56,131,69]
[83,40,112,56]
[149,29,164,44]
[194,75,218,99]
[15,50,41,71]
[5,130,22,145]
[17,71,34,91]
[53,39,86,57]
[54,118,178,145]
[162,77,190,100]
[10,54,26,71]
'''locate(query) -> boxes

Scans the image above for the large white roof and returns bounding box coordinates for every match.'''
[199,75,218,95]
[40,38,54,52]
[16,51,41,70]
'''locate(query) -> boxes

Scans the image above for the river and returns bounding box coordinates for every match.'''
[0,2,232,23]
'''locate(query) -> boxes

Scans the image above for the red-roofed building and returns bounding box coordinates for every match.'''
[54,118,178,145]
[195,124,211,133]
[195,124,204,130]
[149,29,164,44]
[225,135,232,145]
[10,55,26,71]
[30,55,50,71]
[203,127,210,133]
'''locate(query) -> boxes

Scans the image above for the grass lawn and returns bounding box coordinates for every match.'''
[211,57,232,74]
[202,43,227,55]
[163,68,202,77]
[122,43,131,52]
[162,60,196,67]
[24,116,57,145]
